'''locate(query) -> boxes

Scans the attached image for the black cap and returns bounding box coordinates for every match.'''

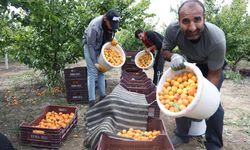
[105,9,120,32]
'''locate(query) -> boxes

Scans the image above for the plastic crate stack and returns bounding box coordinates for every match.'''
[96,51,174,150]
[120,51,160,118]
[64,67,88,104]
[20,105,78,149]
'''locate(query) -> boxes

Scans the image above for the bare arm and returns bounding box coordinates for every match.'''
[146,45,157,52]
[161,50,174,61]
[207,69,222,87]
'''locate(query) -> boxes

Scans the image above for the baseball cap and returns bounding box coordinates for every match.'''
[105,9,120,32]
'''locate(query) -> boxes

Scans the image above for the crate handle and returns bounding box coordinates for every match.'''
[58,108,68,112]
[108,135,135,141]
[32,129,46,135]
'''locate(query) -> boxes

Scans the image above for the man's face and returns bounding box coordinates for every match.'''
[137,32,145,41]
[179,3,205,41]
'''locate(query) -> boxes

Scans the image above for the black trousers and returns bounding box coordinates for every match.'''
[174,64,224,150]
[0,133,16,150]
[153,51,165,85]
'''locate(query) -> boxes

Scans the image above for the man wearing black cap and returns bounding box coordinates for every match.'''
[83,9,120,108]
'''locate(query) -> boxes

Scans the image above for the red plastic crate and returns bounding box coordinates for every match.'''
[65,79,87,90]
[145,91,160,118]
[121,71,144,77]
[20,105,78,149]
[120,76,148,82]
[120,82,159,118]
[125,51,138,57]
[96,118,174,150]
[120,79,153,89]
[121,73,148,81]
[122,70,146,77]
[124,51,138,64]
[64,67,87,79]
[146,91,156,103]
[148,101,160,118]
[121,83,154,93]
[119,83,159,118]
[66,89,88,104]
[122,63,142,72]
[121,77,152,84]
[121,84,156,95]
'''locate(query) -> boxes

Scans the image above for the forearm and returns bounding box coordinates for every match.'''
[147,45,157,52]
[161,50,173,61]
[207,69,222,88]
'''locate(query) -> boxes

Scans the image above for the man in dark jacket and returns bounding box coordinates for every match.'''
[135,29,165,85]
[83,9,121,107]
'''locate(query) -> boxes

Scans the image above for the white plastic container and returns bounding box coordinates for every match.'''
[156,62,221,119]
[135,50,154,70]
[188,119,206,136]
[98,42,126,72]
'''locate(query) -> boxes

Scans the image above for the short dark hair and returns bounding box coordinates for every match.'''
[134,29,143,39]
[178,0,205,16]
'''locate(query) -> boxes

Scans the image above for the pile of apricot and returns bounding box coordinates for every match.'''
[158,72,198,112]
[137,52,152,68]
[117,128,160,141]
[104,47,123,66]
[32,111,75,134]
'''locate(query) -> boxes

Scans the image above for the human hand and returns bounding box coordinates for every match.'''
[170,54,186,71]
[111,38,118,46]
[144,49,150,54]
[95,63,107,73]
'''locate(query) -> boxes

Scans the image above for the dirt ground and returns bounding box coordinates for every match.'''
[0,60,249,150]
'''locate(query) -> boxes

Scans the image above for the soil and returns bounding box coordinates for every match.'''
[0,60,249,150]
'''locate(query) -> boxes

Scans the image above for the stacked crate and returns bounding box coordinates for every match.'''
[64,67,88,104]
[95,51,174,149]
[120,63,160,118]
[125,50,138,64]
[122,50,141,72]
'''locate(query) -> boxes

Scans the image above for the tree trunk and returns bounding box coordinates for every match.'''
[5,52,9,69]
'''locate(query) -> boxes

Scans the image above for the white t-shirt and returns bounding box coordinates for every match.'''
[162,22,226,71]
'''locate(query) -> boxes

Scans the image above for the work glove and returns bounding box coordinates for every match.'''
[170,54,186,71]
[95,63,108,73]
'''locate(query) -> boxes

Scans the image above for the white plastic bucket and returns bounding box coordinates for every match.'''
[135,50,154,70]
[98,42,126,72]
[188,119,206,136]
[156,62,221,119]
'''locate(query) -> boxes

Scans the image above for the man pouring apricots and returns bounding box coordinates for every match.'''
[83,9,121,108]
[161,0,226,149]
